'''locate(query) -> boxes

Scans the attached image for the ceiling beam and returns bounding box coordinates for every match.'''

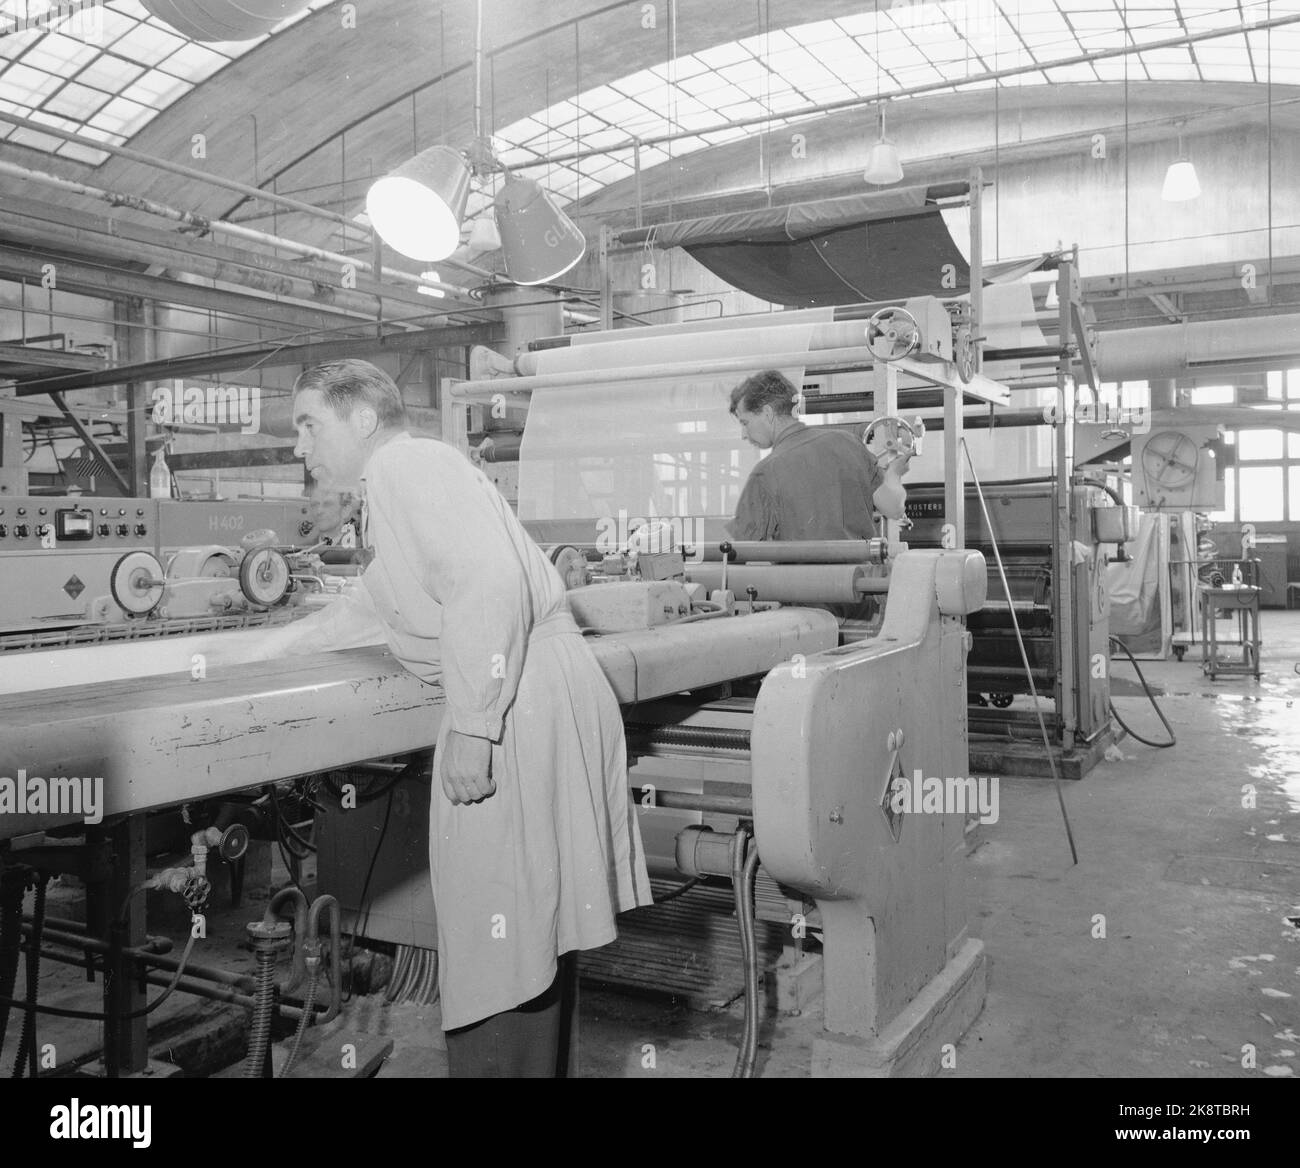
[12,323,501,397]
[0,343,107,372]
[0,245,379,339]
[0,193,447,318]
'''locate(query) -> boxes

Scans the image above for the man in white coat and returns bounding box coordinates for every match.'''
[258,359,651,1075]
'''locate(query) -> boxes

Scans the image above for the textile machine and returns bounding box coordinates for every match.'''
[0,295,999,1077]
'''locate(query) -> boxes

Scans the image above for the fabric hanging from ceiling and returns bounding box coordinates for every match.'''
[644,187,1045,307]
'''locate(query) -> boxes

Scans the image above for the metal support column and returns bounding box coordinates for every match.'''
[85,816,148,1076]
[599,225,614,331]
[1054,253,1079,748]
[117,297,150,498]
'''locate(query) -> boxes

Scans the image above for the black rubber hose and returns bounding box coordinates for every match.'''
[11,876,47,1078]
[1109,635,1176,748]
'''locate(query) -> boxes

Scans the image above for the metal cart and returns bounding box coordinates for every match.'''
[1198,582,1261,679]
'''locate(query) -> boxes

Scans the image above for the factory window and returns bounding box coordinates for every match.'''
[1189,385,1234,406]
[1237,467,1285,523]
[1237,429,1285,461]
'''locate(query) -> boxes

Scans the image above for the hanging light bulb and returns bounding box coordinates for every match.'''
[864,104,903,186]
[494,176,586,285]
[365,145,472,262]
[1161,127,1201,202]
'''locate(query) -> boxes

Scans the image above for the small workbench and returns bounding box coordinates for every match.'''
[1198,584,1261,679]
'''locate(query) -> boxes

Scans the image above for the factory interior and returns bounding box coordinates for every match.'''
[1,0,1299,1109]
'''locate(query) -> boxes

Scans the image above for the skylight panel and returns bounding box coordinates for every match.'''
[160,42,230,82]
[43,81,112,120]
[55,139,110,164]
[9,124,62,150]
[21,32,97,75]
[76,123,127,146]
[717,59,771,90]
[0,28,43,60]
[88,93,153,137]
[119,71,191,107]
[610,69,663,98]
[94,8,143,47]
[1180,5,1256,32]
[1073,28,1133,51]
[108,22,187,67]
[75,56,146,92]
[1,62,60,103]
[1066,10,1128,30]
[694,41,753,69]
[651,54,708,82]
[903,18,962,51]
[833,11,880,37]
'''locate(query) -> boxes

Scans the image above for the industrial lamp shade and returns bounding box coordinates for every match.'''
[863,140,904,185]
[467,215,503,256]
[366,146,472,262]
[494,177,586,285]
[1161,159,1201,202]
[140,0,308,43]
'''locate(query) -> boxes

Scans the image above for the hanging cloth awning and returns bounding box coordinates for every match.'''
[631,186,1046,307]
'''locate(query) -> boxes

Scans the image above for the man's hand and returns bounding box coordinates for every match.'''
[440,730,496,805]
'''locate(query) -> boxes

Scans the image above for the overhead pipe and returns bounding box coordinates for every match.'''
[0,160,474,300]
[1090,313,1300,381]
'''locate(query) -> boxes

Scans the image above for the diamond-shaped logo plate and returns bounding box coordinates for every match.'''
[63,575,85,600]
[879,740,905,843]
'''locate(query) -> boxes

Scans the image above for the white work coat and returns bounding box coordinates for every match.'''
[243,432,652,1029]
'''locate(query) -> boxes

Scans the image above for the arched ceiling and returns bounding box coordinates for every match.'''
[2,0,1298,281]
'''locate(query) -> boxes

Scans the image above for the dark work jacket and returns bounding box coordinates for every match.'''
[728,422,884,621]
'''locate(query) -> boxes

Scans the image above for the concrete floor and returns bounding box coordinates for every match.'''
[11,611,1300,1079]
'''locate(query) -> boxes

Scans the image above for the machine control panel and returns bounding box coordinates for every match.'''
[0,499,146,544]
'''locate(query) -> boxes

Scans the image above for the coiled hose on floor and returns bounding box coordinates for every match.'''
[1108,635,1176,748]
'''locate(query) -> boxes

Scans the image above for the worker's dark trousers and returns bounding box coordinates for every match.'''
[443,953,578,1077]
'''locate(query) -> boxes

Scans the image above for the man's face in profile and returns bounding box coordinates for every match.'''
[293,389,368,491]
[735,404,779,450]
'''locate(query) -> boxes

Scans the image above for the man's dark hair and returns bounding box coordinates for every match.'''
[730,369,798,417]
[294,359,409,429]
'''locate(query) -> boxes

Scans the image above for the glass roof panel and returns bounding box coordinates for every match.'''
[486,1,1289,210]
[0,0,336,165]
[43,81,113,121]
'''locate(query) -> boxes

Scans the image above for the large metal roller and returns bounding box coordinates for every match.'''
[699,539,886,565]
[684,563,885,603]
